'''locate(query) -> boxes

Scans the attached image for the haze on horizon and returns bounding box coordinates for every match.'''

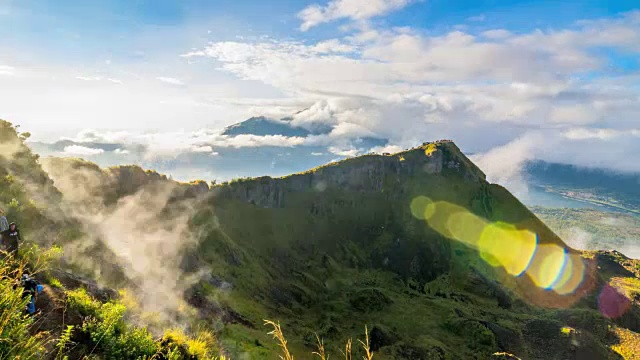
[1,0,640,181]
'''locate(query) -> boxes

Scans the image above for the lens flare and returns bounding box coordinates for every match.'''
[525,244,567,289]
[446,211,486,247]
[424,201,463,239]
[553,253,585,295]
[410,196,587,300]
[599,284,631,319]
[478,223,537,276]
[410,196,436,220]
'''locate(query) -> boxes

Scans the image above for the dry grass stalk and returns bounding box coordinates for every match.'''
[264,320,294,360]
[341,338,353,360]
[312,333,327,360]
[358,326,374,360]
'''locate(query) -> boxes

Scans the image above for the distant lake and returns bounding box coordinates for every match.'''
[523,185,614,211]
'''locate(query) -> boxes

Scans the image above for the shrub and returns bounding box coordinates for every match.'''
[68,289,158,360]
[0,257,48,359]
[161,328,219,359]
[56,325,75,360]
[66,288,101,317]
[19,243,63,276]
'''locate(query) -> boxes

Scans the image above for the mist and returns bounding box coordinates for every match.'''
[39,158,210,331]
[470,133,542,199]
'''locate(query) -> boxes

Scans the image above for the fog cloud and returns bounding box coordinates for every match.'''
[41,159,209,330]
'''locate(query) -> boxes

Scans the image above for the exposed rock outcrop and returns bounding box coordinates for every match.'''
[214,141,485,209]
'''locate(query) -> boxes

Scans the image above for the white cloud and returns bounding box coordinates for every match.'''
[328,146,360,157]
[329,121,376,138]
[190,145,213,153]
[0,65,15,76]
[156,77,185,86]
[75,76,122,84]
[0,65,251,141]
[480,29,512,39]
[57,128,314,160]
[212,134,306,148]
[182,10,640,176]
[298,0,414,31]
[64,129,132,143]
[369,144,404,154]
[76,76,103,81]
[5,4,640,185]
[311,39,356,53]
[549,105,600,125]
[63,145,106,156]
[563,128,619,140]
[471,134,544,196]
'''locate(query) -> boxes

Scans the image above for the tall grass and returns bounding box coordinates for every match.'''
[264,320,374,360]
[1,248,375,360]
[341,338,353,360]
[0,255,49,359]
[312,334,327,360]
[264,320,294,360]
[358,326,374,360]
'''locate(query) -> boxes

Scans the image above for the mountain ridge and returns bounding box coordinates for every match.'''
[213,140,486,208]
[3,118,640,359]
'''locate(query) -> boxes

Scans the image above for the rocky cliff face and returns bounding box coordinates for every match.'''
[214,141,486,209]
[203,141,530,292]
[188,139,640,359]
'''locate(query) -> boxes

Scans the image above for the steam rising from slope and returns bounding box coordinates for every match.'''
[0,137,25,160]
[40,159,208,329]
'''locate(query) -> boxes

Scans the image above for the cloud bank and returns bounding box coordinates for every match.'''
[180,10,640,176]
[4,1,640,186]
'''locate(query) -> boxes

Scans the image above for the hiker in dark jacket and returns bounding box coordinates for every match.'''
[3,222,21,255]
[20,274,42,315]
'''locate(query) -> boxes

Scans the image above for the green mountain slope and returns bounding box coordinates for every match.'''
[180,141,630,359]
[4,119,640,359]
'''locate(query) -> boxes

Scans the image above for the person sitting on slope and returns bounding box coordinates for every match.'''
[3,222,21,255]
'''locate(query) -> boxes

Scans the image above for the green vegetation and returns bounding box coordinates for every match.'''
[532,207,640,251]
[68,289,158,359]
[3,119,640,359]
[188,141,627,359]
[0,257,48,359]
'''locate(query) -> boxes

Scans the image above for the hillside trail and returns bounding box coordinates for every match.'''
[26,271,115,359]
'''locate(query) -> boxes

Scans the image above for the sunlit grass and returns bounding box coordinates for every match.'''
[264,320,294,360]
[611,326,640,360]
[264,320,374,360]
[610,277,640,300]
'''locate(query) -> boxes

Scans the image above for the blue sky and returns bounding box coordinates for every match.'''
[1,0,640,180]
[3,0,639,66]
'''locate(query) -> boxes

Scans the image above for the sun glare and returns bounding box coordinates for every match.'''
[411,196,587,300]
